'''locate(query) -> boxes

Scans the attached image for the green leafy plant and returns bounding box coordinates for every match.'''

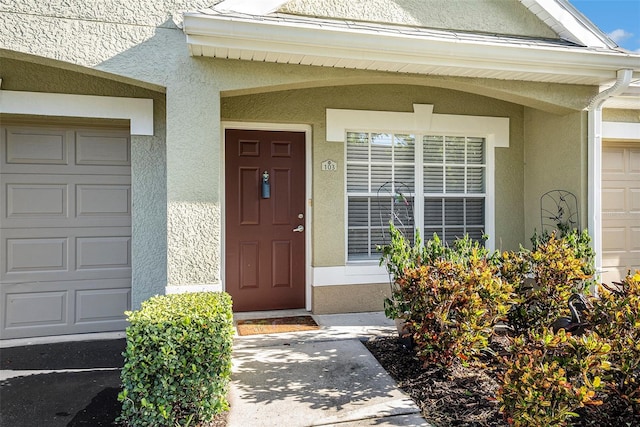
[379,225,514,365]
[503,231,594,335]
[586,271,640,413]
[118,292,234,427]
[497,329,610,427]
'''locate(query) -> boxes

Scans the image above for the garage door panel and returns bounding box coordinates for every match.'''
[2,128,130,176]
[76,287,131,324]
[4,128,69,165]
[2,174,131,228]
[77,184,131,217]
[76,131,130,166]
[6,184,68,217]
[2,227,131,282]
[631,150,640,173]
[602,148,625,173]
[602,227,626,252]
[1,279,130,339]
[6,237,68,273]
[4,290,68,329]
[602,188,625,212]
[77,236,131,270]
[631,189,640,212]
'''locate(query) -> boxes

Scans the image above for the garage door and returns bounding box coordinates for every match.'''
[1,124,131,339]
[601,142,640,284]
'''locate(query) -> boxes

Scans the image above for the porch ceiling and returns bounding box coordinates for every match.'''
[183,10,640,88]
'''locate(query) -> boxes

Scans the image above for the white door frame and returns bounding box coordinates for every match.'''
[221,122,313,311]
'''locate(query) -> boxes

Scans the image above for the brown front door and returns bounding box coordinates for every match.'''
[225,129,306,311]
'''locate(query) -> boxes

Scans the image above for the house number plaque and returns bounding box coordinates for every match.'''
[321,160,337,171]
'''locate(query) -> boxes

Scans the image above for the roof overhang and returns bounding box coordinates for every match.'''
[183,11,640,88]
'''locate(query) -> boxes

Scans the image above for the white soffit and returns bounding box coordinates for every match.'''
[183,11,640,86]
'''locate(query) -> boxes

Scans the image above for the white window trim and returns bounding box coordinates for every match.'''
[0,90,154,136]
[315,104,509,286]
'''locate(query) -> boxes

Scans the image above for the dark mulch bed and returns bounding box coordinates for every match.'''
[364,335,639,427]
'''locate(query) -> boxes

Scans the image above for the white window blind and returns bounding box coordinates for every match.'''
[346,132,415,260]
[346,132,486,261]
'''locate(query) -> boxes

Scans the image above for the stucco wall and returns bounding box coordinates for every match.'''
[603,108,640,123]
[0,56,167,308]
[222,84,526,265]
[523,108,587,244]
[0,0,598,307]
[280,0,557,38]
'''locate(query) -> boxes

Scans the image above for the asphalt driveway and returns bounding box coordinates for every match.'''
[0,339,125,426]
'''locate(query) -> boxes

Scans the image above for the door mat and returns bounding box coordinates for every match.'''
[236,316,319,336]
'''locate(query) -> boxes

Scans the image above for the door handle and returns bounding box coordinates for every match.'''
[293,225,304,232]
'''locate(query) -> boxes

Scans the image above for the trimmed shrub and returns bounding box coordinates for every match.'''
[497,329,610,427]
[118,292,234,427]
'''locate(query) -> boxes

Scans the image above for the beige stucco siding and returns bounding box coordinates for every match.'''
[280,0,557,39]
[603,108,640,123]
[222,84,527,265]
[523,109,587,243]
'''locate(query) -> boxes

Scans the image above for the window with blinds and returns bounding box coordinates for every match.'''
[346,132,486,261]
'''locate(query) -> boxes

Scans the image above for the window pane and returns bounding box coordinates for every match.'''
[395,165,415,191]
[425,228,443,242]
[467,138,485,164]
[424,198,443,226]
[371,228,386,253]
[371,164,392,191]
[347,164,368,191]
[445,198,464,225]
[445,166,465,193]
[466,198,485,226]
[423,135,444,163]
[467,228,485,242]
[424,166,443,192]
[394,134,415,162]
[348,198,370,227]
[445,137,465,164]
[371,133,393,162]
[372,197,390,229]
[347,132,369,162]
[444,228,464,246]
[467,167,485,193]
[348,229,370,257]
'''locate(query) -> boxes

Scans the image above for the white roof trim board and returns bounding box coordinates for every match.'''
[519,0,616,49]
[184,0,640,87]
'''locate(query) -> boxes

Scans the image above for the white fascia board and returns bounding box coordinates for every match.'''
[0,90,154,136]
[183,13,639,83]
[603,121,640,140]
[525,0,612,48]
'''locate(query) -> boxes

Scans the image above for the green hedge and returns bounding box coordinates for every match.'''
[118,292,234,426]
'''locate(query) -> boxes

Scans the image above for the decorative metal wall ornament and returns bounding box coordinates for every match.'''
[540,190,579,234]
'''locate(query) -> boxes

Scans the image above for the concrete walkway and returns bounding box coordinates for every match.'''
[0,312,429,426]
[229,311,428,426]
